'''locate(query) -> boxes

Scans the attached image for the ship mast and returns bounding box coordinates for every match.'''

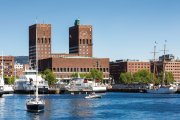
[152,42,157,84]
[1,52,4,85]
[162,40,167,86]
[35,20,38,102]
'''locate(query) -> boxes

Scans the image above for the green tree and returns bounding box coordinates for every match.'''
[165,72,175,84]
[133,70,153,83]
[42,69,57,85]
[4,76,15,85]
[90,69,103,81]
[71,73,78,78]
[119,72,132,84]
[119,70,154,84]
[158,72,174,85]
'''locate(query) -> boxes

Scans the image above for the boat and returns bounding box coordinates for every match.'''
[146,41,177,94]
[65,75,106,94]
[85,92,102,99]
[26,22,45,112]
[0,53,4,97]
[14,69,49,94]
[3,85,14,94]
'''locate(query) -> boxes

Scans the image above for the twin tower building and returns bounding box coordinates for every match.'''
[29,19,109,82]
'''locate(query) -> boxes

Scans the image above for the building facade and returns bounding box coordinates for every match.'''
[155,54,180,82]
[69,19,93,57]
[39,57,109,82]
[110,60,150,84]
[14,63,30,77]
[29,24,51,68]
[0,56,14,77]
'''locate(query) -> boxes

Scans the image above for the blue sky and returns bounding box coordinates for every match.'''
[0,0,180,61]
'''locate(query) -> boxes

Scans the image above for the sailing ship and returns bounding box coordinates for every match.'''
[26,23,45,112]
[146,41,177,94]
[0,53,4,97]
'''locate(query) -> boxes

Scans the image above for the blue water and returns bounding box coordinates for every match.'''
[0,93,180,120]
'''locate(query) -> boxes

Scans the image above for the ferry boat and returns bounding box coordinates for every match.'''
[14,69,49,94]
[65,77,107,94]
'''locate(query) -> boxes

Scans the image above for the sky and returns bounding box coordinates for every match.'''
[0,0,180,61]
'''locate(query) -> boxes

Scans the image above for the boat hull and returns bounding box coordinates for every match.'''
[0,87,4,97]
[26,104,45,112]
[146,86,177,94]
[26,99,45,112]
[14,88,48,94]
[0,92,3,97]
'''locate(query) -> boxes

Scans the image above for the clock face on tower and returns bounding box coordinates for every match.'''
[80,31,88,38]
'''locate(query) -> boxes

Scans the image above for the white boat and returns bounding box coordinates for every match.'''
[85,92,102,99]
[66,77,106,93]
[0,53,4,97]
[14,69,49,94]
[147,85,177,94]
[3,85,14,94]
[26,23,45,112]
[146,41,177,94]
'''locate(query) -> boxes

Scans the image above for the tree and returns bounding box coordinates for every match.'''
[119,70,154,84]
[4,76,15,85]
[90,69,103,81]
[133,70,153,84]
[119,72,132,84]
[41,69,57,85]
[158,72,174,85]
[71,73,78,78]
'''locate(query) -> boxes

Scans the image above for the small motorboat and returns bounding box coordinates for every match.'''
[85,92,102,99]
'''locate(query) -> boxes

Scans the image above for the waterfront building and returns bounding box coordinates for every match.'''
[29,24,51,68]
[69,19,93,57]
[39,57,109,83]
[110,59,150,84]
[29,20,110,82]
[155,54,180,82]
[0,56,14,77]
[14,63,30,77]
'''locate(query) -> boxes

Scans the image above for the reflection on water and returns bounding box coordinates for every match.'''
[69,96,94,118]
[0,97,5,118]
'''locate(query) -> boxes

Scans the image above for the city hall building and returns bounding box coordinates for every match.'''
[29,19,110,82]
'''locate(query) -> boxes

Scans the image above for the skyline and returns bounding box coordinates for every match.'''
[0,0,180,61]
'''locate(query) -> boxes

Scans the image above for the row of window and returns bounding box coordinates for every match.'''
[79,39,92,44]
[53,67,109,73]
[55,74,109,79]
[128,63,149,66]
[38,38,51,44]
[128,66,150,69]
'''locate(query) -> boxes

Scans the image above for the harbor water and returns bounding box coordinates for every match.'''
[1,92,180,120]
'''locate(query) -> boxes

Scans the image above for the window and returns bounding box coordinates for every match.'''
[38,38,40,43]
[83,39,85,44]
[86,39,88,44]
[80,39,82,44]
